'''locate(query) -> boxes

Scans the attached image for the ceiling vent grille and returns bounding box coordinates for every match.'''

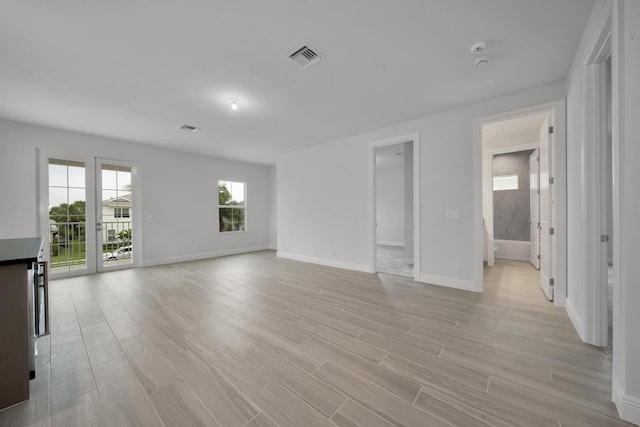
[289,45,321,69]
[180,124,199,132]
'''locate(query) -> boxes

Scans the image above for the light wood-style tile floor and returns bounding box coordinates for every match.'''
[0,252,632,426]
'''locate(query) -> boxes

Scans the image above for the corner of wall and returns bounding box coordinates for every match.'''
[565,297,586,342]
[613,381,640,425]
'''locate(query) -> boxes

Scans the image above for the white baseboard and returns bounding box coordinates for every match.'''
[417,273,477,292]
[565,297,585,342]
[142,245,269,267]
[494,239,530,261]
[377,241,405,247]
[277,251,371,273]
[613,381,640,425]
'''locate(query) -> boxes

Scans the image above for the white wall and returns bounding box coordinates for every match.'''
[0,119,271,265]
[277,81,565,288]
[613,0,640,422]
[376,166,405,246]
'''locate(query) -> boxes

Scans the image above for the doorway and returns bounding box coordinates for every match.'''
[38,152,139,278]
[481,110,560,302]
[375,142,413,277]
[370,134,420,279]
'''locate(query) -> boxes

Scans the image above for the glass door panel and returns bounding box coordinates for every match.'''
[98,162,133,270]
[47,159,90,275]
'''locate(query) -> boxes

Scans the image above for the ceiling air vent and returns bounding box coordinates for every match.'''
[180,124,199,132]
[289,45,322,69]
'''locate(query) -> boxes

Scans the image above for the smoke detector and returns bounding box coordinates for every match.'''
[475,57,490,68]
[289,45,322,69]
[470,41,486,55]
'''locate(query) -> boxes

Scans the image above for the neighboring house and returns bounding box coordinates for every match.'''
[101,193,132,244]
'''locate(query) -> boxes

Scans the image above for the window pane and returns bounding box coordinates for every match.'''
[231,182,245,204]
[68,161,85,188]
[235,208,245,231]
[493,175,519,191]
[219,207,233,232]
[117,168,132,191]
[48,161,67,187]
[102,166,118,190]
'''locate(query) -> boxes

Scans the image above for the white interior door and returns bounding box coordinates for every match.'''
[530,149,540,269]
[96,159,136,272]
[539,116,554,300]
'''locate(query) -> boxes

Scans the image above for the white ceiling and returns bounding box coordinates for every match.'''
[483,112,548,143]
[0,0,594,165]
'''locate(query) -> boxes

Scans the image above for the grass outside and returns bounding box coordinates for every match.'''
[50,242,129,267]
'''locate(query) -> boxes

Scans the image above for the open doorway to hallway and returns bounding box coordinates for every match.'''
[374,141,414,278]
[482,112,551,300]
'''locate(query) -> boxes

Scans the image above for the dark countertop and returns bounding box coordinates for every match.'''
[0,238,43,266]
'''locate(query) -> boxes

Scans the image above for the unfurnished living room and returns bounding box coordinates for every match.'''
[0,1,639,426]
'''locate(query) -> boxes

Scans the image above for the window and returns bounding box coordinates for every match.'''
[493,175,519,191]
[114,207,130,218]
[107,229,116,242]
[218,180,246,232]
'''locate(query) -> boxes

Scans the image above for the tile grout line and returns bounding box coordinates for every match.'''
[412,385,424,405]
[328,397,350,420]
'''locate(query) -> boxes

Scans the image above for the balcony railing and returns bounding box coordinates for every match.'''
[49,221,132,270]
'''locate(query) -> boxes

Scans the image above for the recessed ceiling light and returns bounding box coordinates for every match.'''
[180,124,200,132]
[230,98,239,111]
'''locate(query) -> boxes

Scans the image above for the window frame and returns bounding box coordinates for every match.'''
[218,180,247,233]
[114,207,130,218]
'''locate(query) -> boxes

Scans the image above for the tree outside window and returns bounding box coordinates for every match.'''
[218,181,245,232]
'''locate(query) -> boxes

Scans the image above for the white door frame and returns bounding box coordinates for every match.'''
[483,142,540,267]
[584,12,612,347]
[473,100,567,306]
[369,132,421,278]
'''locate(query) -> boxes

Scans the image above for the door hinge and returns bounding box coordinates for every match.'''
[537,254,540,260]
[549,126,554,134]
[549,177,554,185]
[601,235,610,242]
[549,227,555,235]
[550,278,555,286]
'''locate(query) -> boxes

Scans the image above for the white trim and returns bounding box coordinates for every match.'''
[613,382,640,425]
[493,239,530,261]
[143,245,269,267]
[377,241,404,247]
[417,273,475,292]
[474,100,567,306]
[565,297,585,342]
[369,132,421,280]
[582,5,613,349]
[277,251,371,273]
